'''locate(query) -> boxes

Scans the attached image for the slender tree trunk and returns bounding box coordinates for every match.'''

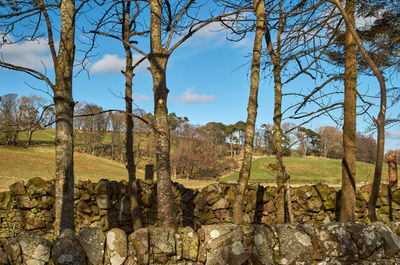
[232,0,265,225]
[149,0,176,229]
[53,0,76,235]
[122,0,142,232]
[123,5,142,230]
[340,0,357,222]
[330,0,387,223]
[263,4,294,224]
[272,67,286,224]
[28,129,33,145]
[388,152,398,188]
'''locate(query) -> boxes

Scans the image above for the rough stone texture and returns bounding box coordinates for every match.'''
[1,237,22,264]
[18,231,51,265]
[9,181,26,195]
[3,179,400,240]
[52,229,87,265]
[129,228,148,265]
[26,177,49,198]
[252,225,275,264]
[179,226,199,261]
[202,224,248,265]
[0,192,11,210]
[105,228,127,265]
[274,224,314,264]
[149,227,176,263]
[0,222,398,264]
[79,227,105,265]
[0,245,7,265]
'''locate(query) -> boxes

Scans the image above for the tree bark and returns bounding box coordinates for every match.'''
[388,152,398,188]
[53,0,76,235]
[340,0,357,222]
[123,1,142,231]
[149,0,176,229]
[263,3,294,224]
[329,0,388,223]
[232,0,265,225]
[272,68,288,224]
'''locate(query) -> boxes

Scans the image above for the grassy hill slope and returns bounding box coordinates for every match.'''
[222,156,396,186]
[0,146,129,189]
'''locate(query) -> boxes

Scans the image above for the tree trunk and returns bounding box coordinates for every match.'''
[28,129,33,145]
[124,36,142,232]
[388,152,398,188]
[53,0,76,235]
[149,0,176,229]
[272,67,286,224]
[122,0,142,232]
[232,0,265,225]
[329,0,388,223]
[263,3,293,224]
[340,0,357,222]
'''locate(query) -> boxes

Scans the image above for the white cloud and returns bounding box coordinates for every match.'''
[184,22,227,47]
[133,94,151,102]
[0,39,53,69]
[387,130,400,140]
[175,87,215,104]
[231,37,252,50]
[90,54,149,74]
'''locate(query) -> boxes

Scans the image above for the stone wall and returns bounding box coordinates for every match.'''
[1,177,400,240]
[1,222,400,264]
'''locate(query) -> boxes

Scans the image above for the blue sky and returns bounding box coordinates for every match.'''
[0,17,399,151]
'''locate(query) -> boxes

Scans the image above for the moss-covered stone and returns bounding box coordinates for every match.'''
[392,189,400,204]
[26,177,48,197]
[9,181,26,195]
[179,227,199,261]
[0,191,11,210]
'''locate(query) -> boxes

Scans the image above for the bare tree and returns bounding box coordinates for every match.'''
[328,0,388,222]
[18,95,48,145]
[232,0,266,225]
[92,0,240,229]
[0,93,19,145]
[0,0,86,234]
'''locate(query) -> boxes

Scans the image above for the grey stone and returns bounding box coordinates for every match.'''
[149,227,175,255]
[129,228,148,265]
[203,224,242,250]
[79,227,105,265]
[105,228,127,265]
[252,225,275,265]
[26,177,49,197]
[371,222,400,258]
[18,231,51,265]
[203,224,248,265]
[211,197,229,210]
[96,195,110,209]
[318,223,359,262]
[52,229,87,265]
[345,223,382,259]
[274,224,314,265]
[179,226,199,261]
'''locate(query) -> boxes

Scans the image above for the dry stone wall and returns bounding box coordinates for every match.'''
[1,223,400,264]
[1,178,400,240]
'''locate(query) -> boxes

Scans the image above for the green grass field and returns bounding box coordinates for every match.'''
[2,129,397,190]
[221,156,396,185]
[0,129,216,190]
